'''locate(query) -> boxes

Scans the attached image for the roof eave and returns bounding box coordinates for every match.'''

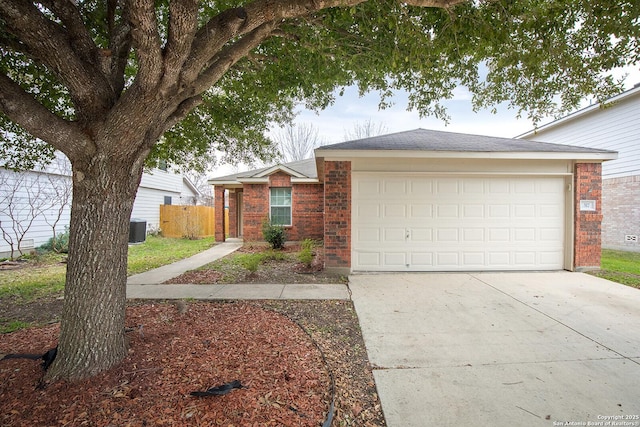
[314,149,617,161]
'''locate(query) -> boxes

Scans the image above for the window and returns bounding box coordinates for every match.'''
[164,196,172,205]
[270,187,291,226]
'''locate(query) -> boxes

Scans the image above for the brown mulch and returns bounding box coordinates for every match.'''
[0,300,385,426]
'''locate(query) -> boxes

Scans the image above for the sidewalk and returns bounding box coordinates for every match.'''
[126,239,350,300]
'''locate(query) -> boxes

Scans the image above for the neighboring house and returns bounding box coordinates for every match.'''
[518,84,640,252]
[0,152,200,258]
[210,128,616,274]
[131,168,202,233]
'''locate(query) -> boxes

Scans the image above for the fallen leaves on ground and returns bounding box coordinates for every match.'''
[1,302,333,426]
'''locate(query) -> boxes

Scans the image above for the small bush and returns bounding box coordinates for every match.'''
[298,247,313,267]
[238,254,261,273]
[262,220,287,249]
[301,238,316,251]
[39,228,70,253]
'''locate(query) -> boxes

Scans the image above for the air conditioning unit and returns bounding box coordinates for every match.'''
[129,219,147,244]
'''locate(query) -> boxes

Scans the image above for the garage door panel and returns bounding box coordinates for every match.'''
[488,204,510,218]
[463,205,484,218]
[384,228,406,242]
[353,174,566,272]
[383,204,406,218]
[462,228,485,241]
[436,179,459,194]
[411,252,434,267]
[410,228,433,241]
[410,204,433,218]
[436,205,459,218]
[384,179,407,195]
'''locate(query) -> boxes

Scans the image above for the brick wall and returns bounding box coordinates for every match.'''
[243,183,268,241]
[324,161,351,271]
[237,172,325,243]
[214,186,226,242]
[574,163,603,270]
[269,171,291,188]
[289,184,324,241]
[602,175,640,252]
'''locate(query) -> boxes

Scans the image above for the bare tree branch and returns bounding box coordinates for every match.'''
[275,123,325,162]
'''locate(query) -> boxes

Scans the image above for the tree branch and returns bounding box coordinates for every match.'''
[0,0,115,120]
[192,21,279,96]
[127,0,163,90]
[401,0,465,6]
[162,0,199,91]
[38,0,98,64]
[0,73,93,161]
[161,96,203,137]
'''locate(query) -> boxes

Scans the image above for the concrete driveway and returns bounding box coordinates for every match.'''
[349,272,640,427]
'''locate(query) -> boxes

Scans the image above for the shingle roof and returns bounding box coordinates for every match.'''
[209,158,317,182]
[317,128,616,154]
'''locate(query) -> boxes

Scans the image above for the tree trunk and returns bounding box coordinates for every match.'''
[45,150,145,381]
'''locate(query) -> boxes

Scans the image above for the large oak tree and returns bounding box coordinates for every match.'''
[1,0,638,381]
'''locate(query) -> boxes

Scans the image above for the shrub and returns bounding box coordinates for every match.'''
[238,254,261,273]
[301,238,316,251]
[39,227,70,253]
[298,247,313,267]
[262,220,287,249]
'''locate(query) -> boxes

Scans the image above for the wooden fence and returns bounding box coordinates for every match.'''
[159,205,216,239]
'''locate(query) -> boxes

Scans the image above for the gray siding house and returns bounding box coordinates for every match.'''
[518,84,640,252]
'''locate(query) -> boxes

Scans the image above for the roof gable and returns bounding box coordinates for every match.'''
[209,158,318,185]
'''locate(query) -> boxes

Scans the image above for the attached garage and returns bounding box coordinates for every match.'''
[315,129,617,273]
[352,173,567,271]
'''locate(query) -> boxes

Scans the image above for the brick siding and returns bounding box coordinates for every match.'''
[214,186,226,242]
[602,175,640,252]
[217,171,324,243]
[242,183,268,241]
[324,161,351,270]
[574,163,603,269]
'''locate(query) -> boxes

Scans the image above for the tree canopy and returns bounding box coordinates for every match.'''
[2,0,638,172]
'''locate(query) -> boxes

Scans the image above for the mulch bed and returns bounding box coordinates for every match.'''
[1,302,332,426]
[0,300,386,426]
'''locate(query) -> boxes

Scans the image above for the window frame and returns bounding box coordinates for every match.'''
[269,187,292,226]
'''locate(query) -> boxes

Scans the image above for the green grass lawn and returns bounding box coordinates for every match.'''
[0,235,216,302]
[590,249,640,289]
[127,235,215,275]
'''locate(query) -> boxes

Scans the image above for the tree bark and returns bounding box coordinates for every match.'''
[45,147,146,381]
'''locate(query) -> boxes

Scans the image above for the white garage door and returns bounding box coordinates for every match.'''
[352,174,566,271]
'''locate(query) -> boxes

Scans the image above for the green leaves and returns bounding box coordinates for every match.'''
[1,0,638,170]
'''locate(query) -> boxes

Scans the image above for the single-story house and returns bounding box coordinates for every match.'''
[209,129,617,274]
[518,84,640,252]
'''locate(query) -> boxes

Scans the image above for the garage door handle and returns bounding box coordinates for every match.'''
[406,229,410,240]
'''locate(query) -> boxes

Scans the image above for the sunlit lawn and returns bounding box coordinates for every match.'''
[590,249,640,289]
[0,235,216,302]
